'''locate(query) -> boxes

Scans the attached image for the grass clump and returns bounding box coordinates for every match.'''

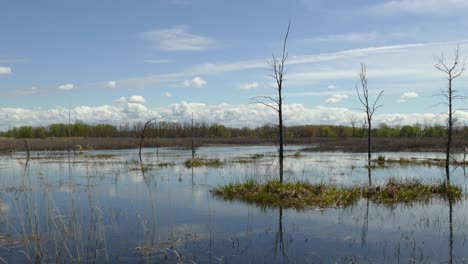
[184,158,222,168]
[251,153,264,160]
[156,162,175,167]
[363,179,462,205]
[372,157,453,167]
[213,180,361,208]
[213,179,462,209]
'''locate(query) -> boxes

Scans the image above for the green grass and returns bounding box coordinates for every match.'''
[184,158,222,168]
[213,179,462,209]
[213,180,361,208]
[363,178,462,205]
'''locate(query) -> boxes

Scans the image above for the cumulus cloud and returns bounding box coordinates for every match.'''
[142,25,216,51]
[0,101,464,130]
[129,95,145,103]
[0,67,12,75]
[116,95,145,104]
[57,84,74,91]
[164,92,172,97]
[105,81,117,88]
[242,82,259,90]
[326,94,349,104]
[183,76,206,88]
[327,85,337,89]
[399,92,418,102]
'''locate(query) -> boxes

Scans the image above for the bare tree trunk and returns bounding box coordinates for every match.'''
[139,118,158,161]
[191,113,196,159]
[448,198,453,264]
[356,63,383,187]
[24,139,30,159]
[251,21,290,184]
[434,47,465,187]
[278,92,284,183]
[367,122,372,186]
[446,79,452,185]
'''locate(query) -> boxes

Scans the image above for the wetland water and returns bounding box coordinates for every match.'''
[0,146,467,263]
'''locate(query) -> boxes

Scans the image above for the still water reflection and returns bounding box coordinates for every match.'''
[0,146,466,263]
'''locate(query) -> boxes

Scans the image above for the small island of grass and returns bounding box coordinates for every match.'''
[184,158,222,168]
[213,179,462,209]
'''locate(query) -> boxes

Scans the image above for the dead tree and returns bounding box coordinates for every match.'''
[434,47,466,186]
[190,113,199,159]
[24,139,30,159]
[139,118,158,161]
[356,63,383,186]
[252,21,290,183]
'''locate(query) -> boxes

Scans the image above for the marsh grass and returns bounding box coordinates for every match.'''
[156,162,175,167]
[371,156,468,167]
[184,158,222,168]
[213,180,360,208]
[213,179,462,209]
[363,178,462,205]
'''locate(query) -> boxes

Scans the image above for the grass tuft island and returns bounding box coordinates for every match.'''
[184,158,222,168]
[213,178,462,209]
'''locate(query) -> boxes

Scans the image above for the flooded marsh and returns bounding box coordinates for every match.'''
[0,146,467,263]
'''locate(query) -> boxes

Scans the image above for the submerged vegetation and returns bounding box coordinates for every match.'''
[213,179,462,209]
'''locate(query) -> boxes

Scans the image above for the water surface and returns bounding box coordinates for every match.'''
[0,146,466,263]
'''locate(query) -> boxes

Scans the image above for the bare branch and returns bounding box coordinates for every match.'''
[250,97,279,112]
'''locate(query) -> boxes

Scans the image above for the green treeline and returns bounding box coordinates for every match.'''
[1,122,467,139]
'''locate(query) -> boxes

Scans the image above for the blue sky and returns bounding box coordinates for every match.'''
[1,0,468,129]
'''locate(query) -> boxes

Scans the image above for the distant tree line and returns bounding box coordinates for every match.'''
[2,121,468,139]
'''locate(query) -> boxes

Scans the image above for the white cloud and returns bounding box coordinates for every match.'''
[399,92,419,102]
[116,97,127,104]
[116,95,145,104]
[311,31,378,43]
[242,82,258,90]
[128,95,145,103]
[15,86,38,96]
[57,84,74,91]
[328,85,337,89]
[183,76,206,88]
[109,42,428,90]
[164,92,172,97]
[326,94,349,104]
[288,67,435,84]
[0,101,466,130]
[105,81,117,88]
[374,0,468,14]
[0,67,12,75]
[142,25,216,51]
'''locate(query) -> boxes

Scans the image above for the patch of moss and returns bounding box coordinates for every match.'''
[184,158,222,168]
